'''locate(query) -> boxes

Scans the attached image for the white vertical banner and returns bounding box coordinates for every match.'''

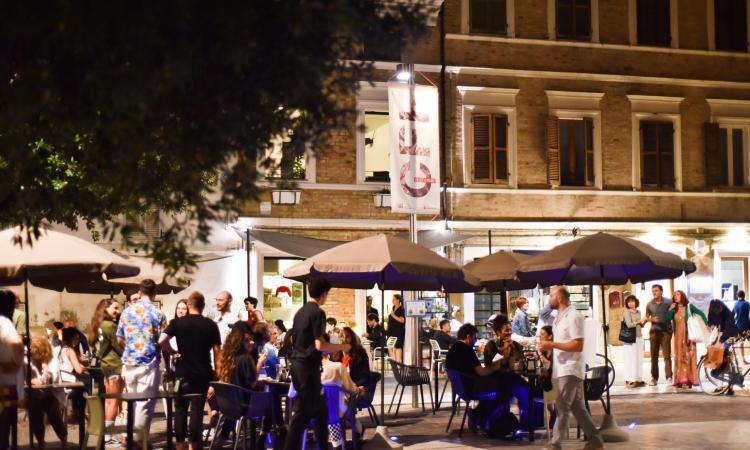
[388,82,440,214]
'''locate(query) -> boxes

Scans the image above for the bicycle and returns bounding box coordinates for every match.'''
[697,334,749,395]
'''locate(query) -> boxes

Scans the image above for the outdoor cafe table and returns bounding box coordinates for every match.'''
[264,379,291,425]
[28,382,87,449]
[104,390,177,450]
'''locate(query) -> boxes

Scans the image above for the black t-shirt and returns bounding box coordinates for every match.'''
[290,301,327,365]
[164,314,221,384]
[387,306,405,337]
[445,340,480,391]
[434,330,456,350]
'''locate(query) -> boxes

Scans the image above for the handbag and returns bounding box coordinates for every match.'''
[618,319,637,344]
[687,311,710,343]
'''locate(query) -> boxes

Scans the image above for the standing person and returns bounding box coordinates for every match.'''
[284,278,351,450]
[366,295,379,321]
[536,299,556,336]
[214,291,241,344]
[116,279,167,447]
[0,290,23,450]
[387,294,406,363]
[165,299,189,378]
[538,286,604,450]
[244,296,265,327]
[537,325,557,431]
[512,297,532,337]
[732,290,750,364]
[622,295,646,388]
[644,284,673,386]
[89,298,124,445]
[433,319,456,350]
[665,290,708,389]
[160,291,221,450]
[27,336,68,448]
[10,291,26,337]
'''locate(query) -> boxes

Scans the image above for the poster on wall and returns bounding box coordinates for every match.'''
[388,81,440,214]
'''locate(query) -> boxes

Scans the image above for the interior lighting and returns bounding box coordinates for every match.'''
[395,63,412,82]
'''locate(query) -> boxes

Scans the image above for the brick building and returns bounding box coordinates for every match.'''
[242,0,750,338]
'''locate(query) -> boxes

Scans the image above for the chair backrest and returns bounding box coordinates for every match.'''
[446,369,470,402]
[210,381,252,421]
[386,336,397,349]
[322,384,345,426]
[245,390,274,420]
[85,395,105,436]
[358,372,381,406]
[388,359,404,384]
[584,365,609,401]
[428,339,442,359]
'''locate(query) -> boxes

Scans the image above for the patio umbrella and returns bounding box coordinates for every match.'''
[0,227,140,446]
[463,251,537,292]
[515,232,696,442]
[284,233,480,421]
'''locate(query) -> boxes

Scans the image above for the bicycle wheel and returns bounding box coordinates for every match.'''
[697,356,729,395]
[593,353,615,389]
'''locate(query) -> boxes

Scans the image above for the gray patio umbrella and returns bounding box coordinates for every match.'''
[0,227,140,448]
[515,232,696,442]
[463,251,537,292]
[284,233,480,422]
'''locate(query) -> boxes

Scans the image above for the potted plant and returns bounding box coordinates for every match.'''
[373,187,391,208]
[271,179,302,205]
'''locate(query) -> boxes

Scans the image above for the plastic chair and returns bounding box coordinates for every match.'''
[301,385,358,450]
[577,365,609,439]
[210,382,275,450]
[356,372,381,425]
[372,337,397,370]
[444,369,497,437]
[388,359,434,417]
[83,395,105,450]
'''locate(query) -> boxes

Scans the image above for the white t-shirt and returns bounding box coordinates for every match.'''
[0,316,23,399]
[552,305,585,379]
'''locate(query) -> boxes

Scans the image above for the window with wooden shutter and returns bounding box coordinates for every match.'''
[705,122,726,187]
[471,113,509,184]
[547,117,561,187]
[470,0,507,36]
[640,120,674,188]
[716,125,749,187]
[557,118,595,187]
[637,0,671,47]
[556,0,591,41]
[584,117,594,186]
[715,0,748,52]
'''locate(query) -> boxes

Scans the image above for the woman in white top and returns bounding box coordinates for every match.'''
[28,336,68,448]
[622,295,646,388]
[59,327,91,422]
[0,290,23,450]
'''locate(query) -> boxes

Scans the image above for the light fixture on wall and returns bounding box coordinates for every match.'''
[693,239,708,256]
[395,63,413,82]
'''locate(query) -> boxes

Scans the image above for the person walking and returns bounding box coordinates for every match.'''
[538,286,604,450]
[160,291,221,450]
[89,298,124,445]
[116,279,167,447]
[387,294,406,363]
[644,284,673,386]
[732,290,750,364]
[665,290,708,389]
[622,295,646,388]
[284,278,350,450]
[512,297,532,337]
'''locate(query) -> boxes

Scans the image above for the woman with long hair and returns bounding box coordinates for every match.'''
[27,336,68,448]
[218,324,262,390]
[174,299,188,320]
[59,327,92,422]
[341,327,370,388]
[164,299,188,379]
[665,290,708,389]
[89,299,123,443]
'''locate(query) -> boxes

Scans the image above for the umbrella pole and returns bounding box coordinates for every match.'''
[24,271,33,449]
[600,283,611,411]
[380,283,385,425]
[598,280,629,442]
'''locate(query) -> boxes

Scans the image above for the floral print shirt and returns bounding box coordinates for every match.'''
[116,298,166,366]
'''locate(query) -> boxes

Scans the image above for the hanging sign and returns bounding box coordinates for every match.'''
[388,82,440,214]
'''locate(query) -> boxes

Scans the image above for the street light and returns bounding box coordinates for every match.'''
[395,63,413,82]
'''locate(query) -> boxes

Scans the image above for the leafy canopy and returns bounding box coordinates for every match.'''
[0,1,431,273]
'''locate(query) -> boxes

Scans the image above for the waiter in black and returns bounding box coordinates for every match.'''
[284,278,351,450]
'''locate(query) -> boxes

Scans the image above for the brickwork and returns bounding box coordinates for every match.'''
[515,0,550,39]
[599,0,630,45]
[678,0,708,50]
[320,288,356,325]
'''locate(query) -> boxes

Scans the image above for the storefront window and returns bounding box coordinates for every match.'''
[720,257,748,301]
[263,258,305,328]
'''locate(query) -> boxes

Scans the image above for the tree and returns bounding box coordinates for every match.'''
[0,0,433,273]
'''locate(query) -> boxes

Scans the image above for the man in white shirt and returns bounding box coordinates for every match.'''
[538,286,604,450]
[213,291,243,344]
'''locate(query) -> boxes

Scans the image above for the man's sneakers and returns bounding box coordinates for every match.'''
[648,379,657,386]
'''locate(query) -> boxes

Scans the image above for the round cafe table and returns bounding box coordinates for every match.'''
[104,390,179,450]
[27,382,87,449]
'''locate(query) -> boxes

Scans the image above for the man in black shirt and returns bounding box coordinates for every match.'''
[284,279,350,450]
[387,294,406,363]
[366,295,379,320]
[160,292,221,450]
[433,319,456,350]
[445,324,502,391]
[363,313,385,347]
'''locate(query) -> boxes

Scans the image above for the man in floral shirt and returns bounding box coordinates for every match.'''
[116,279,166,446]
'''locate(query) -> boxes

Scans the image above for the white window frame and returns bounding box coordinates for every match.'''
[708,99,750,187]
[718,122,750,186]
[628,95,684,191]
[707,0,750,52]
[459,87,519,188]
[547,0,600,43]
[628,0,679,48]
[545,91,604,189]
[356,82,391,186]
[462,0,516,37]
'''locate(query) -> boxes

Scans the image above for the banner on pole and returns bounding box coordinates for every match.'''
[388,82,440,214]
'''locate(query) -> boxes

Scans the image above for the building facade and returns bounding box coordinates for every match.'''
[241,0,750,335]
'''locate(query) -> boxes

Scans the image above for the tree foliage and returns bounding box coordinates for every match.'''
[0,1,432,273]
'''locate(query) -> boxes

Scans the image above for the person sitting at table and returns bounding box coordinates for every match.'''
[482,314,531,426]
[433,319,456,350]
[342,327,371,388]
[253,322,280,380]
[58,326,92,423]
[320,335,364,448]
[218,324,264,391]
[537,325,557,431]
[362,313,384,348]
[27,336,68,448]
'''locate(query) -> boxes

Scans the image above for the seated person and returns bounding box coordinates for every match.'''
[445,323,503,398]
[433,319,456,350]
[320,336,364,448]
[482,314,531,425]
[362,313,384,348]
[342,327,371,388]
[253,322,279,379]
[708,299,739,394]
[58,327,93,422]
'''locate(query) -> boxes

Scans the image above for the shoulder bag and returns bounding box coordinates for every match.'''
[618,318,636,344]
[687,308,710,343]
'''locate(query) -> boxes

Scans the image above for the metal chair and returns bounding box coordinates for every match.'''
[301,385,359,450]
[388,359,434,417]
[577,365,610,439]
[356,372,381,425]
